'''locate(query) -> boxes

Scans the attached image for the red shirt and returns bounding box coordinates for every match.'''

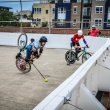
[89,29,100,37]
[72,33,84,43]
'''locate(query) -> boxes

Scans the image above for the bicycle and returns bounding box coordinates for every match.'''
[16,33,48,82]
[65,46,91,64]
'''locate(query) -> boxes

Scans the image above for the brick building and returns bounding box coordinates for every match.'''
[31,0,110,29]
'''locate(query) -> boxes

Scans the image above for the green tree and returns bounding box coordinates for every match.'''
[0,10,17,21]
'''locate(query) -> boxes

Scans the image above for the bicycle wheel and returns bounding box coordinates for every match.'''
[65,50,76,64]
[16,57,31,73]
[82,53,91,63]
[17,33,28,50]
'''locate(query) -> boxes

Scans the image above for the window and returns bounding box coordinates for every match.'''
[34,8,41,14]
[34,8,36,14]
[107,20,110,26]
[58,7,66,13]
[46,10,48,14]
[57,19,65,26]
[36,18,41,24]
[73,6,77,14]
[52,8,55,14]
[83,19,90,29]
[96,0,104,1]
[83,0,91,3]
[107,7,110,26]
[95,18,102,26]
[83,7,91,16]
[63,0,70,3]
[95,6,103,14]
[73,19,77,26]
[77,0,81,2]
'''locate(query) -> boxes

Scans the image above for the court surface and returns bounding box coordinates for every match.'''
[0,46,81,110]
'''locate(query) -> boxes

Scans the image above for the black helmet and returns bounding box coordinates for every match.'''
[39,36,48,42]
[30,38,35,42]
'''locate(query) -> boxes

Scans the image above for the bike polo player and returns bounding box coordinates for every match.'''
[71,30,89,61]
[88,25,101,37]
[25,36,48,62]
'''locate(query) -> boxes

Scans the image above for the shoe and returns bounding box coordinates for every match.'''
[76,57,79,61]
[16,53,21,59]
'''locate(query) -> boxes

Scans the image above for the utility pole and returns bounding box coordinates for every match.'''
[20,0,23,33]
[49,2,51,34]
[81,0,83,30]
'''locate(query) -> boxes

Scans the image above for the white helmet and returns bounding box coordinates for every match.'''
[78,30,83,36]
[92,25,96,28]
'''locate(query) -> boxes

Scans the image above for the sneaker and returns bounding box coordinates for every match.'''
[16,53,21,59]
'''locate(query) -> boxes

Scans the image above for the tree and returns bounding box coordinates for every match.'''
[0,10,17,21]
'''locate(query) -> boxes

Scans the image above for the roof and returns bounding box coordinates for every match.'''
[0,6,12,9]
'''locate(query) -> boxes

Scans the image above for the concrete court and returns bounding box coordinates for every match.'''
[0,46,81,110]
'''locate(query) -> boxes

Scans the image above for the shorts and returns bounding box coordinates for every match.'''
[71,42,81,53]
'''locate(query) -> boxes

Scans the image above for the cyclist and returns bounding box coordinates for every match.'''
[25,36,48,62]
[88,25,101,37]
[71,30,89,61]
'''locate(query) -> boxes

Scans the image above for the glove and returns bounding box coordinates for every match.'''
[86,45,89,48]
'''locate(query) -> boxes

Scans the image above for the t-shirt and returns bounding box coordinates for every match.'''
[33,41,43,50]
[89,29,100,37]
[72,33,84,43]
[26,41,43,51]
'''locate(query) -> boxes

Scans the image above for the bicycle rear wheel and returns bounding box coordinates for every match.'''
[17,33,28,50]
[65,50,76,64]
[16,57,31,73]
[82,53,91,63]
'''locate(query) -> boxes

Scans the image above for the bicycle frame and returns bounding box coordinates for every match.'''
[70,47,88,59]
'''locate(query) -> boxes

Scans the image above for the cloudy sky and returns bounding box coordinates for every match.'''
[0,0,40,12]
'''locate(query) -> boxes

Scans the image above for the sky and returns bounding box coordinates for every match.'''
[0,0,39,12]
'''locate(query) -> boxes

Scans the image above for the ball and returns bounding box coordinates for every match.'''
[44,78,48,83]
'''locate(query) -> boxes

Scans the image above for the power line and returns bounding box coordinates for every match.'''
[0,0,35,3]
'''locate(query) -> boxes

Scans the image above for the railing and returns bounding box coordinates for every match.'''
[33,39,110,110]
[0,21,110,29]
[0,21,110,35]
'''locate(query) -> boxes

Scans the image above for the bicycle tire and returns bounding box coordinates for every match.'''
[65,50,76,64]
[17,33,28,50]
[16,57,31,73]
[82,53,91,63]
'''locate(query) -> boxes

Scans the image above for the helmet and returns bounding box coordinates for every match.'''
[78,30,83,36]
[30,38,35,42]
[92,25,96,28]
[39,36,48,42]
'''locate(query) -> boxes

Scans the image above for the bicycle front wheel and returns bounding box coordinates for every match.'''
[65,50,76,64]
[82,53,91,63]
[17,33,28,50]
[16,58,31,73]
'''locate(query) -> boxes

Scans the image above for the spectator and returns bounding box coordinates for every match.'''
[88,25,101,37]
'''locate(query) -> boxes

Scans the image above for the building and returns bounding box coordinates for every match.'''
[32,3,55,27]
[104,0,110,29]
[91,0,106,30]
[71,0,107,30]
[0,6,12,11]
[55,0,71,28]
[32,0,109,29]
[82,0,92,29]
[71,0,82,29]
